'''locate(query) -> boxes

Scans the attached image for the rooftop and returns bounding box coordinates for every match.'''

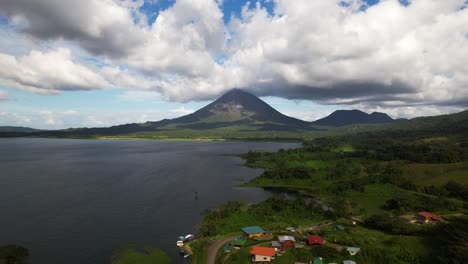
[233,238,247,246]
[250,246,276,257]
[308,235,325,245]
[242,226,265,234]
[418,211,442,220]
[346,247,361,252]
[278,235,296,242]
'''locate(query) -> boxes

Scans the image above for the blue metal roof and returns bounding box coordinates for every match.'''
[241,226,265,234]
[346,247,361,252]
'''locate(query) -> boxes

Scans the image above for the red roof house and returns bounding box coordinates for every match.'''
[307,235,325,245]
[250,246,276,262]
[417,211,442,223]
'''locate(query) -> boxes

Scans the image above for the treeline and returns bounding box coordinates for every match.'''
[327,162,414,194]
[364,216,468,264]
[422,181,468,201]
[359,142,465,163]
[384,193,465,212]
[304,131,468,164]
[364,214,428,235]
[199,196,332,236]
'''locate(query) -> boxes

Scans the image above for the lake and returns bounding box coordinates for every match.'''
[0,138,299,264]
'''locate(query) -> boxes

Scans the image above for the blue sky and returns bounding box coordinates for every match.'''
[0,0,466,129]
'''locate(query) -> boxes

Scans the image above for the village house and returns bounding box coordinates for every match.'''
[224,244,233,253]
[307,235,325,246]
[250,246,276,263]
[242,226,266,238]
[233,237,247,248]
[271,241,281,248]
[415,211,442,223]
[343,261,356,264]
[278,235,296,249]
[346,247,361,256]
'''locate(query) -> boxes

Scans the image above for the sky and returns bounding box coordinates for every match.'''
[0,0,467,129]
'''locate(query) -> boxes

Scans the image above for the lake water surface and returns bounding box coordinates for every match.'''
[0,138,299,264]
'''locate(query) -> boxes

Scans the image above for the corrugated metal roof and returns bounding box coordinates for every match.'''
[242,226,265,234]
[250,246,276,256]
[278,235,296,242]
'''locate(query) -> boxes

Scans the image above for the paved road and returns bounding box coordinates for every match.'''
[206,236,236,264]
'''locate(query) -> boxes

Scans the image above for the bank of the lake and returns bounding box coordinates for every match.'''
[194,134,468,264]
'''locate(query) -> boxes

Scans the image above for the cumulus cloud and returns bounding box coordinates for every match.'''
[225,0,468,107]
[0,48,111,93]
[0,0,145,57]
[0,0,467,119]
[0,107,198,129]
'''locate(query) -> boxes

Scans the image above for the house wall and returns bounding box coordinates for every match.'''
[253,255,272,262]
[247,233,264,238]
[416,215,430,223]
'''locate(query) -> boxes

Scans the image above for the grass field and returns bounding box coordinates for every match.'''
[190,238,212,264]
[344,184,402,215]
[402,162,468,185]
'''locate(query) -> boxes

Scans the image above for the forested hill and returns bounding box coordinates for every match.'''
[392,109,468,134]
[0,126,42,133]
[312,109,396,126]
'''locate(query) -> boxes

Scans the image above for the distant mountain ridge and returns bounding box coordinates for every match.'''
[312,109,396,126]
[7,89,465,139]
[0,126,42,133]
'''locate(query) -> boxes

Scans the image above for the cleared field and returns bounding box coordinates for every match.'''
[345,184,401,215]
[402,162,468,185]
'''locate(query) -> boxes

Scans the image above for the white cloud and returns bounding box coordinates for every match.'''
[0,107,200,129]
[0,111,32,126]
[0,48,111,93]
[0,0,146,57]
[0,0,467,120]
[224,0,468,107]
[169,106,194,116]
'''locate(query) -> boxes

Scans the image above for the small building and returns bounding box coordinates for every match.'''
[224,245,233,252]
[278,235,296,249]
[307,235,325,246]
[313,257,323,264]
[250,246,276,262]
[184,234,195,241]
[346,247,361,256]
[233,238,247,248]
[343,260,356,264]
[271,241,281,248]
[242,226,266,238]
[416,211,442,223]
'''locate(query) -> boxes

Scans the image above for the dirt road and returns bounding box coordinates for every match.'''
[206,236,236,264]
